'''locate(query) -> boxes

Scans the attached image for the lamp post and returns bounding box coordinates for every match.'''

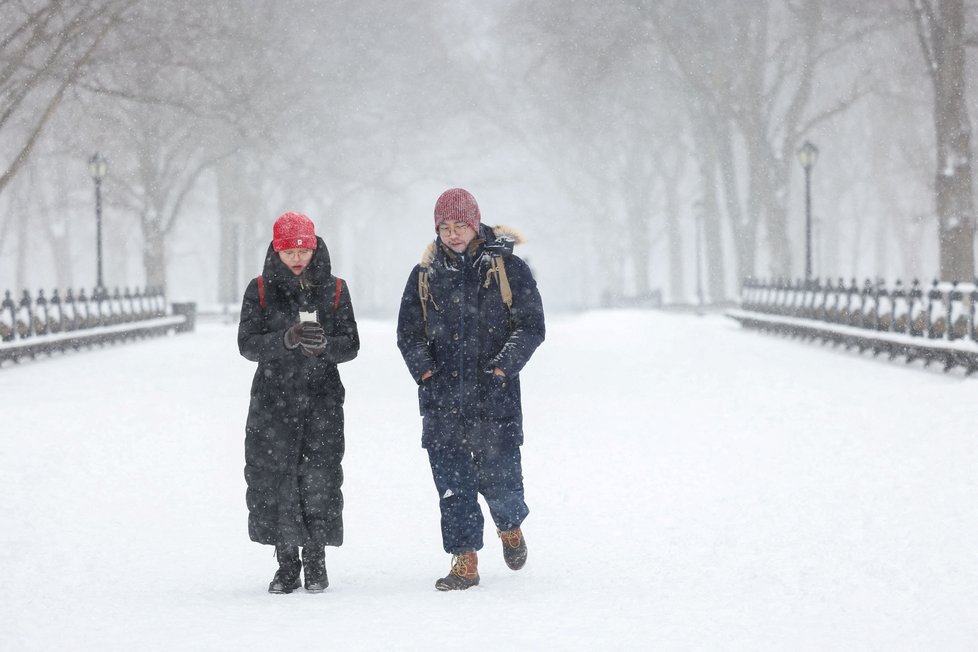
[796,140,818,284]
[88,152,108,298]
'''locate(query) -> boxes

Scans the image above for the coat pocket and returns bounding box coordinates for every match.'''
[483,373,520,418]
[418,369,443,414]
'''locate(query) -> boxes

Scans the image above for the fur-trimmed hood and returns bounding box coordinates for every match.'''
[420,224,525,268]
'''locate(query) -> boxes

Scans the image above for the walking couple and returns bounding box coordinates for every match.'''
[237,188,545,593]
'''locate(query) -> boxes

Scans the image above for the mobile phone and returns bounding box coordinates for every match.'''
[299,310,318,323]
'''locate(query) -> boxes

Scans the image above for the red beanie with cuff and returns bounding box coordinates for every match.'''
[272,212,318,252]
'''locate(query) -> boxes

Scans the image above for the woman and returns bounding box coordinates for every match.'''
[238,211,359,594]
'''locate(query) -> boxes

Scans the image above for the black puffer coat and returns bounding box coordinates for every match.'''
[396,225,545,449]
[238,237,359,547]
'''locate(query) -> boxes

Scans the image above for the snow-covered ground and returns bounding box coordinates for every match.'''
[2,310,977,650]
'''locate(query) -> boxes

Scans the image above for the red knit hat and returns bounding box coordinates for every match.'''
[434,188,481,233]
[272,212,318,252]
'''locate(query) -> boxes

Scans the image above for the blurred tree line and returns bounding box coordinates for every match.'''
[1,0,976,310]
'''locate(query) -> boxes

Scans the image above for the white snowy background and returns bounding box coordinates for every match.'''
[2,310,977,650]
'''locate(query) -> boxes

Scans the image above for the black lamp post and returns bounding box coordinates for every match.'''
[88,152,108,298]
[796,140,818,283]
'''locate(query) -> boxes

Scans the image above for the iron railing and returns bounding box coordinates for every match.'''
[0,286,195,366]
[727,277,978,373]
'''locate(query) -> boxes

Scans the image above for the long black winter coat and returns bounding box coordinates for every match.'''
[238,237,359,547]
[396,225,545,449]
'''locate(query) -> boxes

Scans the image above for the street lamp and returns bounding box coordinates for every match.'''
[88,152,108,297]
[796,140,818,284]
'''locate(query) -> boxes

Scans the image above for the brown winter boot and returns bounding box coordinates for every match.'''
[435,551,480,591]
[498,528,527,570]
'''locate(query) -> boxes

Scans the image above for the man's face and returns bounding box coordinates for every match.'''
[438,221,476,253]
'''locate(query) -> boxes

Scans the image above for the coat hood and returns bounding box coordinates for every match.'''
[261,235,333,292]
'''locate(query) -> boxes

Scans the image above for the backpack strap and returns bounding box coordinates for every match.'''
[333,277,343,312]
[495,257,512,310]
[418,269,430,327]
[418,268,441,338]
[417,256,512,335]
[482,256,513,331]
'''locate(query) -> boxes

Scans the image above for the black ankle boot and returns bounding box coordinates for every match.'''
[302,545,329,592]
[268,544,301,594]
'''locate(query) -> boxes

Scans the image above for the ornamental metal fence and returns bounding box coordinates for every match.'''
[0,286,195,366]
[726,277,978,374]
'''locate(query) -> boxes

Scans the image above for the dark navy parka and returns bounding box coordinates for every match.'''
[396,225,545,449]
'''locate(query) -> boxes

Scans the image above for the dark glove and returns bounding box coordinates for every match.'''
[298,322,326,357]
[284,322,325,352]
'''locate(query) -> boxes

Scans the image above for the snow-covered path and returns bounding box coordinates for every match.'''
[2,310,977,650]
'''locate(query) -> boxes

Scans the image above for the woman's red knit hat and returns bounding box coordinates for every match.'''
[272,212,318,252]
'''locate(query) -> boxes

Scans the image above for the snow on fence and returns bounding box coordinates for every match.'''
[0,286,195,367]
[726,278,978,374]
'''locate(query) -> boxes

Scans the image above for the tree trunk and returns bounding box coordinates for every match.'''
[701,175,726,301]
[763,153,792,280]
[628,227,652,297]
[664,179,685,302]
[626,194,652,298]
[14,190,27,291]
[690,112,727,301]
[915,0,976,280]
[934,0,975,280]
[143,220,167,294]
[744,131,786,278]
[622,136,654,298]
[715,120,755,284]
[217,157,245,306]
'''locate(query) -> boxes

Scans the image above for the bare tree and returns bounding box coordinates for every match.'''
[646,1,885,280]
[84,2,272,292]
[483,0,689,303]
[0,0,139,199]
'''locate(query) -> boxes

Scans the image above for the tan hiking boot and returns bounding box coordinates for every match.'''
[435,551,480,591]
[498,528,527,570]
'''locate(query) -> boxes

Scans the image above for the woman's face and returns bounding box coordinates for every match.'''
[278,248,314,275]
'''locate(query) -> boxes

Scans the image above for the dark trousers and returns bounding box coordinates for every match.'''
[427,441,529,554]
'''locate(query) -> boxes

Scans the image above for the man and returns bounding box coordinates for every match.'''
[397,188,545,590]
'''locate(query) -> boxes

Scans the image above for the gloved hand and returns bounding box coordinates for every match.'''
[284,322,325,353]
[299,324,327,357]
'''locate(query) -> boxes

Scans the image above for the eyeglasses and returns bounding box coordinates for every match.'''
[438,222,472,237]
[280,248,313,258]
